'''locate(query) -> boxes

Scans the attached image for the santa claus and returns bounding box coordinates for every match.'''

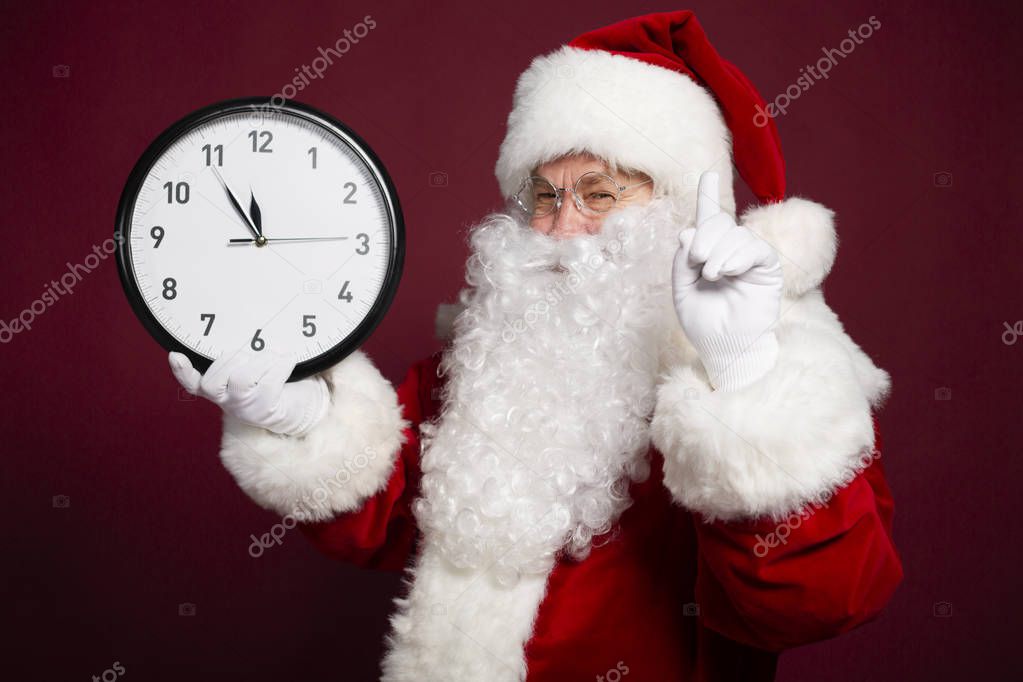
[169,10,902,681]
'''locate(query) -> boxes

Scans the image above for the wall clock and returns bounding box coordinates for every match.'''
[115,97,404,381]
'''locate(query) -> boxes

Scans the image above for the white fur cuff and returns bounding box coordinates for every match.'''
[651,324,876,522]
[742,197,838,297]
[219,350,409,521]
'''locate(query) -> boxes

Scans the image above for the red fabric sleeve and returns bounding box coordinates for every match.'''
[296,354,441,571]
[692,416,904,652]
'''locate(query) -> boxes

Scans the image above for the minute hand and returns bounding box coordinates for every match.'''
[211,166,262,241]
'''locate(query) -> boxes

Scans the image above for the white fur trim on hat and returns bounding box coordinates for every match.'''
[218,350,409,521]
[742,197,838,297]
[495,46,737,215]
[651,295,885,522]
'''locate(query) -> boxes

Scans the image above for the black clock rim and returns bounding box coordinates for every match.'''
[114,96,405,383]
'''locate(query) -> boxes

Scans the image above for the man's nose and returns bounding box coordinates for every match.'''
[548,194,597,238]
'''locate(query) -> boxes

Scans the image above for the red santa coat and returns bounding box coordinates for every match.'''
[294,349,901,681]
[217,198,903,680]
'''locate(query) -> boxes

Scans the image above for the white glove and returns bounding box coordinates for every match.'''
[672,172,784,391]
[169,348,330,436]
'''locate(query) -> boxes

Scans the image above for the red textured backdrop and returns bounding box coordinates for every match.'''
[3,1,1020,680]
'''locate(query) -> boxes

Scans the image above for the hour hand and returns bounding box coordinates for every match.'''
[211,166,262,241]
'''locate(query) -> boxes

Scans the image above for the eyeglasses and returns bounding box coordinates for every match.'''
[512,171,653,218]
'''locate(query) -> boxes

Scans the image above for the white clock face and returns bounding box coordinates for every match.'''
[122,104,398,368]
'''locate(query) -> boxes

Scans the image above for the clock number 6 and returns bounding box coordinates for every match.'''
[250,329,265,351]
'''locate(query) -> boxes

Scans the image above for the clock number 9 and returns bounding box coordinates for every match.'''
[150,225,165,248]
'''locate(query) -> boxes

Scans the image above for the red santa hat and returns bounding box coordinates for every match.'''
[495,10,788,217]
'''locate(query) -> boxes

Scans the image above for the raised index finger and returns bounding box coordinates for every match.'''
[696,171,721,226]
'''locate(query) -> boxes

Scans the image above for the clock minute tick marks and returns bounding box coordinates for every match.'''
[115,98,403,381]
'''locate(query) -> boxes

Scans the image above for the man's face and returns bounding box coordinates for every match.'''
[529,153,654,238]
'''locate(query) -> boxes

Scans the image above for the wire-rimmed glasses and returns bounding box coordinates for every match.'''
[512,171,653,218]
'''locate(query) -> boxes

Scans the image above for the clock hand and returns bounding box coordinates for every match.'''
[227,236,351,245]
[248,189,263,236]
[211,166,264,243]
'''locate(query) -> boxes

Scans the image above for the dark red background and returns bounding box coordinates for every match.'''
[3,1,1020,679]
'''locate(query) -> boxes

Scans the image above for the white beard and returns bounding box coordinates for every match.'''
[412,195,689,585]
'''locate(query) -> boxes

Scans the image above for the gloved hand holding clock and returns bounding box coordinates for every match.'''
[169,349,330,437]
[672,171,785,392]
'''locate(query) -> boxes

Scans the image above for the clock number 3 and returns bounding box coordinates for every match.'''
[356,233,370,255]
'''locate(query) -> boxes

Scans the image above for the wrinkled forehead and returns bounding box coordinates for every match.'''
[530,153,650,184]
